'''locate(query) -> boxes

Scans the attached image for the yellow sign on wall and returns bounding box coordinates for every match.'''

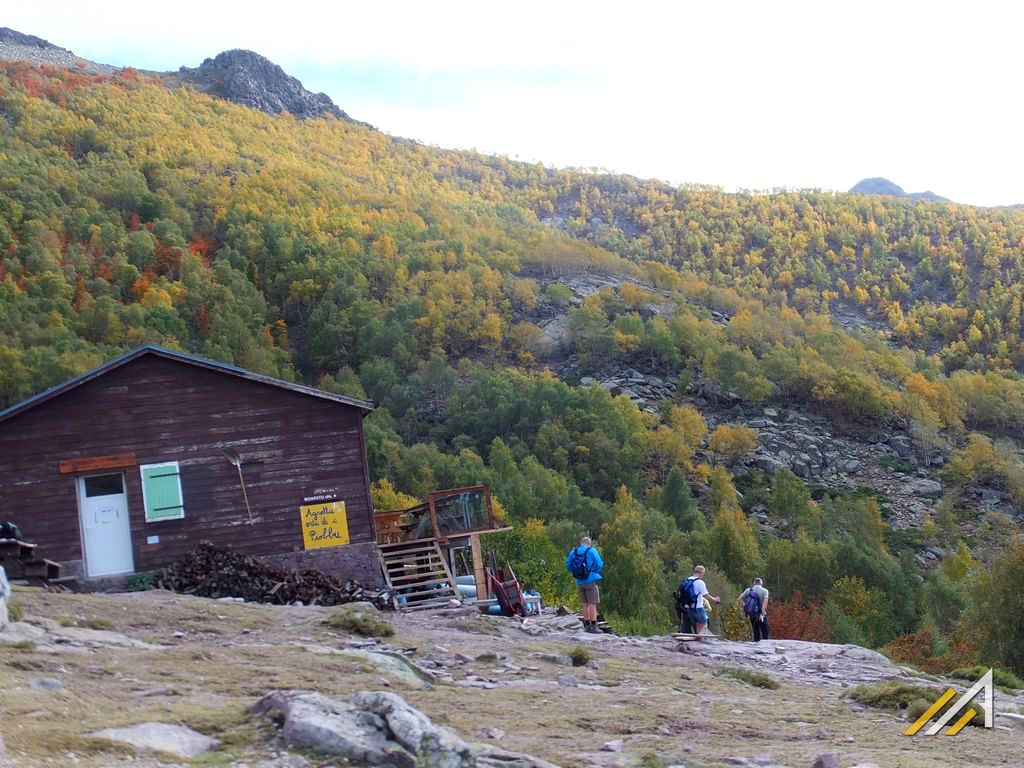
[300,500,350,550]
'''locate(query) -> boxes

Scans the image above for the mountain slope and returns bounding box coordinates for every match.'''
[1,54,1024,680]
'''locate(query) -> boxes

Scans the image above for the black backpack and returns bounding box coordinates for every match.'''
[672,588,688,619]
[567,546,592,579]
[0,521,23,541]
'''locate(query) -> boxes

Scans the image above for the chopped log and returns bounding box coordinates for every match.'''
[157,542,392,610]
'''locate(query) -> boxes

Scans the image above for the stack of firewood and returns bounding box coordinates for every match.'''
[158,543,392,609]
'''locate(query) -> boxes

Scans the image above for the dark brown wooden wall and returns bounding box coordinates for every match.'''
[0,355,375,573]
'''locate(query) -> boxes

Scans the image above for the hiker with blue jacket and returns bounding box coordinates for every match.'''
[737,578,770,642]
[680,565,720,637]
[566,536,603,633]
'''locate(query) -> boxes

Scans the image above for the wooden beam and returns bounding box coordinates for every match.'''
[470,533,486,604]
[484,486,494,528]
[58,452,137,474]
[428,495,440,541]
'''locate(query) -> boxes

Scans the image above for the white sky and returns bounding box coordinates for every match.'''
[7,2,1024,206]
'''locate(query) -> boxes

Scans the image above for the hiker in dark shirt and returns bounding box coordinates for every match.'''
[737,578,770,641]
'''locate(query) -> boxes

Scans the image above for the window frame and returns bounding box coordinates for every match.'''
[139,461,186,522]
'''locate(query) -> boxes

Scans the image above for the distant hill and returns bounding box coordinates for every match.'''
[174,49,353,122]
[850,177,949,202]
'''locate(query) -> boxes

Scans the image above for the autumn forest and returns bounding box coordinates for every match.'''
[2,62,1024,676]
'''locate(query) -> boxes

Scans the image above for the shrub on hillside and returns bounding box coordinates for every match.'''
[884,624,978,675]
[324,605,394,638]
[767,591,829,642]
[951,665,1024,692]
[849,680,940,711]
[715,666,781,689]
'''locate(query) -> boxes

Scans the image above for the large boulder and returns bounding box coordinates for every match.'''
[253,690,559,768]
[754,455,785,474]
[888,435,915,459]
[905,478,942,498]
[89,723,220,759]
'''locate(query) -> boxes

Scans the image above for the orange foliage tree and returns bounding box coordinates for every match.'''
[768,591,829,641]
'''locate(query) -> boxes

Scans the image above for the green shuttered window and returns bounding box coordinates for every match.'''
[140,462,185,521]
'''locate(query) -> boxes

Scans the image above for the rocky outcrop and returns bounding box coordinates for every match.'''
[578,367,679,413]
[519,272,675,360]
[253,690,559,768]
[0,28,57,49]
[90,723,220,759]
[0,27,114,74]
[176,50,351,120]
[701,405,957,529]
[678,637,913,689]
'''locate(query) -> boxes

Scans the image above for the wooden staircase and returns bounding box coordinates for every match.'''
[0,538,65,585]
[378,539,459,611]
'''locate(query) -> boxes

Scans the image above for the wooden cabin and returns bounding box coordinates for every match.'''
[0,346,381,585]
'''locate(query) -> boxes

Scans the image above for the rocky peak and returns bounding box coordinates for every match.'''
[0,28,62,50]
[176,49,351,121]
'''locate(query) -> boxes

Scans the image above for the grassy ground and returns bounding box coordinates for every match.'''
[1,587,1019,768]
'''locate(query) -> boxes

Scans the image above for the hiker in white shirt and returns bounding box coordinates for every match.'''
[682,565,720,637]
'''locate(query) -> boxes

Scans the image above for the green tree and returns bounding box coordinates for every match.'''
[659,467,703,532]
[598,486,665,622]
[765,533,835,600]
[770,468,820,538]
[973,539,1024,674]
[707,467,762,584]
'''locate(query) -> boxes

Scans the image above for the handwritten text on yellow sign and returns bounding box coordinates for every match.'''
[300,500,350,550]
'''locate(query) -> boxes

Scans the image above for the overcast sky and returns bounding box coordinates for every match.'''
[8,2,1024,206]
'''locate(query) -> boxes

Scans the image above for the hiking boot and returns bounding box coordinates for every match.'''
[585,622,599,634]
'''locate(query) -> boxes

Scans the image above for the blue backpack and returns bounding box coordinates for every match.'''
[567,547,592,580]
[743,588,762,617]
[681,577,700,607]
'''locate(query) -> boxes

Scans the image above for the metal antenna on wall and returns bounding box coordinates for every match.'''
[222,449,255,525]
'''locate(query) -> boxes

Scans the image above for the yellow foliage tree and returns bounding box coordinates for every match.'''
[708,424,758,466]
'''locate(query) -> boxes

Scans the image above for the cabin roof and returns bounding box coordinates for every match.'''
[0,345,374,425]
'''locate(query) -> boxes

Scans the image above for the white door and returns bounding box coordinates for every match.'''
[79,473,134,577]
